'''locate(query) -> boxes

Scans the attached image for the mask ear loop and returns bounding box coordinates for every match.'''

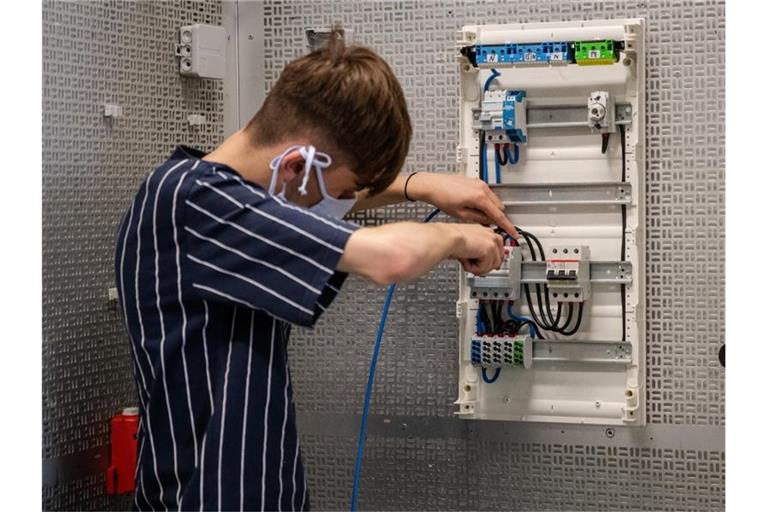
[297,146,317,196]
[311,151,333,197]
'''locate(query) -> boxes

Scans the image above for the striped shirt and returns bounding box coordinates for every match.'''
[114,146,358,511]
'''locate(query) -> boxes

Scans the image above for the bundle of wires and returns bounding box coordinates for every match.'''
[513,226,584,336]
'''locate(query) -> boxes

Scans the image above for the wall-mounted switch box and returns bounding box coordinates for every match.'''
[177,24,227,79]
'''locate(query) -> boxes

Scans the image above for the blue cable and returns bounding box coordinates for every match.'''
[475,304,485,334]
[350,207,440,512]
[484,68,501,92]
[505,144,519,165]
[506,302,541,339]
[482,367,501,383]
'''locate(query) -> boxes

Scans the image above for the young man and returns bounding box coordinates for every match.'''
[115,32,516,511]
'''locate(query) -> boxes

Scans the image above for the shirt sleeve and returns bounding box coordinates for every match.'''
[181,171,358,327]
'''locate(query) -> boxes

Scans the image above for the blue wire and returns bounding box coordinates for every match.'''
[483,68,501,92]
[480,141,488,183]
[494,146,502,184]
[482,367,501,383]
[505,144,519,166]
[475,305,483,334]
[350,207,440,512]
[506,302,541,339]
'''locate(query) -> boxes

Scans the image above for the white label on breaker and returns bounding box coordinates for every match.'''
[589,50,600,58]
[486,53,498,63]
[524,52,537,61]
[550,52,562,61]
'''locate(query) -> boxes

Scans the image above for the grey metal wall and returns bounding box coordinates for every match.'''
[42,1,224,509]
[263,0,726,510]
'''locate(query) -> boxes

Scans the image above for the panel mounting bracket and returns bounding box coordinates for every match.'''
[491,182,632,206]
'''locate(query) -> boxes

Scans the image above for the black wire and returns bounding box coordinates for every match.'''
[492,301,503,334]
[479,132,486,182]
[495,146,508,165]
[601,133,610,154]
[559,302,574,333]
[551,301,563,327]
[479,301,492,335]
[483,301,495,334]
[619,124,627,342]
[543,286,560,327]
[559,302,584,336]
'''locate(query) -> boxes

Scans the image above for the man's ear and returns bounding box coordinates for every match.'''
[277,151,305,184]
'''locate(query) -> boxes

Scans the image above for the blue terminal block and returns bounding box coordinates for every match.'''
[475,44,513,65]
[510,42,571,65]
[476,42,572,66]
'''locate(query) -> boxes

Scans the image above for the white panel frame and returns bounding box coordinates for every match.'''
[222,0,266,137]
[455,19,646,426]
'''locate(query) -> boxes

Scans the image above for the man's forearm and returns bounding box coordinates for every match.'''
[351,174,409,211]
[352,172,438,211]
[338,222,462,284]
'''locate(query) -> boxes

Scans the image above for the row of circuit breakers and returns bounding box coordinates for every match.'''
[462,39,626,373]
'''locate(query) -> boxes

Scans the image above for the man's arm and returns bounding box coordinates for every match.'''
[337,222,504,285]
[352,172,519,238]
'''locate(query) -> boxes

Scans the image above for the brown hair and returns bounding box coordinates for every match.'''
[245,28,411,196]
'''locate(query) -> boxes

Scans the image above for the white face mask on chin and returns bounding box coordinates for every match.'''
[267,144,356,219]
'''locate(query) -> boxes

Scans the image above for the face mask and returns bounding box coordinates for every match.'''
[268,145,357,219]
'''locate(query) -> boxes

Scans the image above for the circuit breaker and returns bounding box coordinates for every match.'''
[455,19,645,425]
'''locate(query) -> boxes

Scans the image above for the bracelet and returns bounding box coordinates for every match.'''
[403,171,420,202]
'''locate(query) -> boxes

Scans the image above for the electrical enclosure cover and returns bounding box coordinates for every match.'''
[455,19,646,425]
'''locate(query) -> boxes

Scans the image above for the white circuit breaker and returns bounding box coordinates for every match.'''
[545,245,591,302]
[455,19,646,425]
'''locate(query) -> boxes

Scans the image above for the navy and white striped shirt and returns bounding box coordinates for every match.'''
[115,146,357,511]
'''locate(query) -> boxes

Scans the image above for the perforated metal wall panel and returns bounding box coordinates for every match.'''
[263,0,725,510]
[42,1,224,509]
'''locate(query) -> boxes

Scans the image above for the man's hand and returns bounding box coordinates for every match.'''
[407,173,519,239]
[449,224,505,276]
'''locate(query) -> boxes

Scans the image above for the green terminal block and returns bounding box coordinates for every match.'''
[574,40,618,66]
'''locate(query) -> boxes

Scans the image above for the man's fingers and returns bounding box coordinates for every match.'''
[460,208,494,225]
[484,200,519,239]
[484,186,505,211]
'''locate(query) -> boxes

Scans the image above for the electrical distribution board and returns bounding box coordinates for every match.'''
[455,19,645,425]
